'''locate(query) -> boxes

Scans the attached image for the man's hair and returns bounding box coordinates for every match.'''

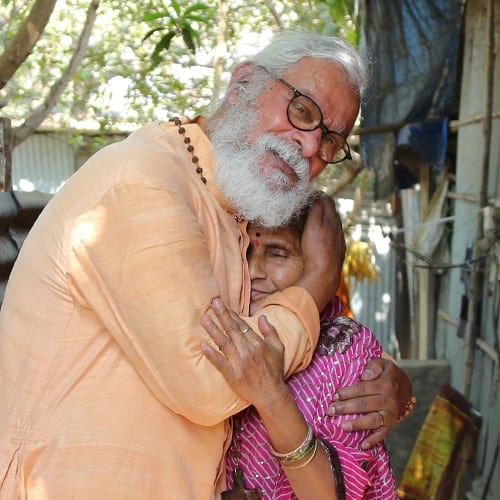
[250,30,368,97]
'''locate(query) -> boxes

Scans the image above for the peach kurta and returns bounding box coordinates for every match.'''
[0,120,319,499]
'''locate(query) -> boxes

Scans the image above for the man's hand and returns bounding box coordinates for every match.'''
[327,358,413,449]
[295,193,345,312]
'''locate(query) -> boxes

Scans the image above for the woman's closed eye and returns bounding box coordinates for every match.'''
[267,247,289,259]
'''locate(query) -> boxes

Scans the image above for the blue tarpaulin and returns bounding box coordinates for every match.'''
[359,0,464,199]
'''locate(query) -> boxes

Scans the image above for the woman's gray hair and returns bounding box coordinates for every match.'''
[250,30,368,96]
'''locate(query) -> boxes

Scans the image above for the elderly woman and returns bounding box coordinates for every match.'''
[202,202,404,499]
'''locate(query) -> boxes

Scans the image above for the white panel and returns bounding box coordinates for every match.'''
[12,133,76,194]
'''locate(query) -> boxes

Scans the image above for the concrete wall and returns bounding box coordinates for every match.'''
[386,359,451,481]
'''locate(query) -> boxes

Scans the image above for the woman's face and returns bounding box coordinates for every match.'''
[247,224,304,315]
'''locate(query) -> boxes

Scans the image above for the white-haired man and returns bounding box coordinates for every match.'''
[0,31,411,498]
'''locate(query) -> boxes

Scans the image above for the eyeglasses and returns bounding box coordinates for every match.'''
[259,66,352,164]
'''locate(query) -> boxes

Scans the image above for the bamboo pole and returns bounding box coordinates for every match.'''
[350,111,500,137]
[463,0,495,399]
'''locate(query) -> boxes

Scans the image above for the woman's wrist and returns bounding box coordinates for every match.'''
[253,383,293,418]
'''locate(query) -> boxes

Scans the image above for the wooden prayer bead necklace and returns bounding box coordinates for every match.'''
[170,117,245,223]
[170,117,207,184]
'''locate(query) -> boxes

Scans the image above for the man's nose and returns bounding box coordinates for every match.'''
[291,127,323,160]
[290,128,327,178]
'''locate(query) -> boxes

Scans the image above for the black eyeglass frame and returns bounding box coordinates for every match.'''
[258,65,352,164]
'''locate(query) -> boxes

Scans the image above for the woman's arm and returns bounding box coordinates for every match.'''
[200,300,340,499]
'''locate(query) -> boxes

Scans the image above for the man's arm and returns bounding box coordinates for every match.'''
[286,194,414,448]
[68,181,320,425]
[294,194,346,312]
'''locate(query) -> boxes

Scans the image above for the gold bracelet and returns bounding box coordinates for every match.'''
[279,435,317,465]
[269,422,314,460]
[281,438,318,469]
[397,396,417,422]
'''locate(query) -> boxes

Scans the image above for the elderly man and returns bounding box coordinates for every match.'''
[0,31,410,498]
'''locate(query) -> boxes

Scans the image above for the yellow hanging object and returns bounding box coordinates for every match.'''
[343,240,380,282]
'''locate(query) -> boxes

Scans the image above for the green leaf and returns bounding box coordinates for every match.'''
[184,14,210,24]
[181,26,196,53]
[141,11,169,22]
[142,26,164,42]
[170,0,181,17]
[150,31,177,67]
[184,3,212,16]
[158,31,177,51]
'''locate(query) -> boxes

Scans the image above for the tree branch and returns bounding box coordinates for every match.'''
[0,0,58,89]
[12,0,100,147]
[326,151,365,197]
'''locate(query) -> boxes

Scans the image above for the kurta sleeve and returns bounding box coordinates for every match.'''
[67,181,319,426]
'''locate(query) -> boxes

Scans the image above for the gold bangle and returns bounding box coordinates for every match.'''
[281,438,318,469]
[269,422,314,460]
[397,396,417,422]
[279,435,317,465]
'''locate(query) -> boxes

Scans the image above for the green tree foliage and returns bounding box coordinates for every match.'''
[0,0,358,136]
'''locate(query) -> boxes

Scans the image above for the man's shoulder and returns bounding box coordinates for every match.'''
[87,122,203,188]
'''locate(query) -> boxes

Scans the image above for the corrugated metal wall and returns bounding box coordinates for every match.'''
[347,205,399,357]
[12,132,77,194]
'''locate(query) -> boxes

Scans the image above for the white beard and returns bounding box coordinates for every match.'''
[210,112,314,228]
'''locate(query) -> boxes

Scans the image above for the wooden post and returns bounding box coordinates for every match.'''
[0,118,12,192]
[417,164,430,359]
[463,0,495,399]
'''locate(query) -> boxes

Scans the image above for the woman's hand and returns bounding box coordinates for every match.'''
[200,297,289,410]
[327,358,413,449]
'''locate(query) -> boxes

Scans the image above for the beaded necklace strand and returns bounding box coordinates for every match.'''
[170,117,207,184]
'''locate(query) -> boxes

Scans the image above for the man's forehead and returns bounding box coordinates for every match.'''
[283,57,360,132]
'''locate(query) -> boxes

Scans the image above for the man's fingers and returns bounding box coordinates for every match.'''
[339,411,385,433]
[329,394,398,420]
[360,426,390,450]
[360,358,384,381]
[332,383,383,405]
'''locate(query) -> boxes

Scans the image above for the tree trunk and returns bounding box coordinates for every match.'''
[12,0,100,147]
[0,0,59,89]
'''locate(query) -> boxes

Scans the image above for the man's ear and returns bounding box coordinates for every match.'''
[226,61,258,103]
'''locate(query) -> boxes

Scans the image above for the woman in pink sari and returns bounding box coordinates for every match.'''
[201,207,400,499]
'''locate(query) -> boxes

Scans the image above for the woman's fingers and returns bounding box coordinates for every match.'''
[200,297,258,362]
[211,297,259,345]
[199,315,233,375]
[258,315,284,353]
[200,308,233,352]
